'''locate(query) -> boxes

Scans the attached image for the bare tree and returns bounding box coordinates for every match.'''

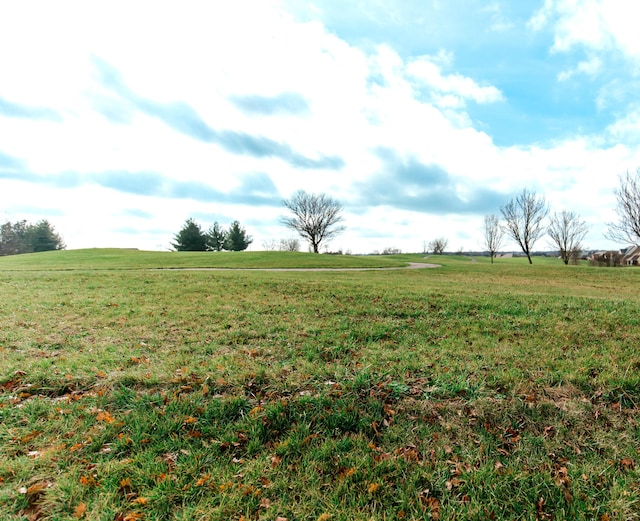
[279,238,300,252]
[547,210,588,265]
[429,237,448,255]
[281,190,345,253]
[500,189,548,264]
[606,169,640,245]
[262,239,278,251]
[482,214,504,264]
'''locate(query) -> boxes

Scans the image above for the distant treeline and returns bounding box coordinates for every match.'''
[0,219,65,256]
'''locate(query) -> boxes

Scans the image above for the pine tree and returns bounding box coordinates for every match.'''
[171,218,208,251]
[206,222,226,251]
[224,221,252,251]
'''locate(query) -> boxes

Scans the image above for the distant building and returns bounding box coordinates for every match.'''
[622,245,640,266]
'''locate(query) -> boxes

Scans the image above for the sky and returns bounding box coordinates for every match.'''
[1,0,640,254]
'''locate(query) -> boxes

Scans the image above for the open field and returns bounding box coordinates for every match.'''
[1,250,639,520]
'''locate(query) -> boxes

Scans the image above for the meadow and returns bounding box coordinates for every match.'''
[0,250,639,520]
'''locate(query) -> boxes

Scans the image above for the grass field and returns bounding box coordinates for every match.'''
[1,250,639,520]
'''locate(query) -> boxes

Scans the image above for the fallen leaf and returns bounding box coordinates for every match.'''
[195,475,210,487]
[20,430,42,444]
[260,498,271,508]
[620,458,635,470]
[425,497,440,520]
[367,483,380,494]
[445,478,463,491]
[132,497,148,505]
[317,514,331,521]
[95,411,115,423]
[26,481,52,495]
[73,503,87,518]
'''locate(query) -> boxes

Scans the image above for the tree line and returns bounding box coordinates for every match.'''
[0,219,65,256]
[481,169,640,265]
[480,189,587,265]
[173,190,345,254]
[171,218,253,251]
[174,169,640,260]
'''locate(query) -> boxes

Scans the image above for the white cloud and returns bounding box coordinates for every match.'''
[557,56,602,81]
[406,55,504,106]
[529,0,640,62]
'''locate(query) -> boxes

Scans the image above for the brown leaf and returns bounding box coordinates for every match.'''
[445,478,463,491]
[73,503,87,518]
[260,498,271,508]
[250,406,264,416]
[25,481,52,496]
[195,475,210,487]
[367,482,380,494]
[96,411,115,423]
[21,503,44,521]
[20,430,42,444]
[426,497,440,520]
[620,458,635,470]
[132,497,148,505]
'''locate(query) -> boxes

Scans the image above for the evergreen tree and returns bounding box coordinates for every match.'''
[0,219,65,255]
[28,220,66,252]
[171,218,208,251]
[0,221,27,255]
[206,222,226,251]
[224,221,252,251]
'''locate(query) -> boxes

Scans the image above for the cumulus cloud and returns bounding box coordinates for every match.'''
[350,148,510,215]
[558,56,602,81]
[529,0,640,61]
[406,55,504,107]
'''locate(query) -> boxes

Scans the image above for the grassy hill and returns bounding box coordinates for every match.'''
[0,248,411,271]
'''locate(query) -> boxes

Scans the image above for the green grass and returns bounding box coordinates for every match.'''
[0,248,410,271]
[1,251,639,520]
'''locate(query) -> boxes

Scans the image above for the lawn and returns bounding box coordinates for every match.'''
[1,251,639,520]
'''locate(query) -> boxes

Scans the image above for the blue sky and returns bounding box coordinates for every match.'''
[1,0,639,253]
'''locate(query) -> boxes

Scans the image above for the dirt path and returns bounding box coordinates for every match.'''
[158,262,440,272]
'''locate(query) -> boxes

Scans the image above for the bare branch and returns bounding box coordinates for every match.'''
[428,237,448,255]
[500,189,548,264]
[606,169,640,245]
[281,190,345,253]
[482,214,504,263]
[547,210,588,265]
